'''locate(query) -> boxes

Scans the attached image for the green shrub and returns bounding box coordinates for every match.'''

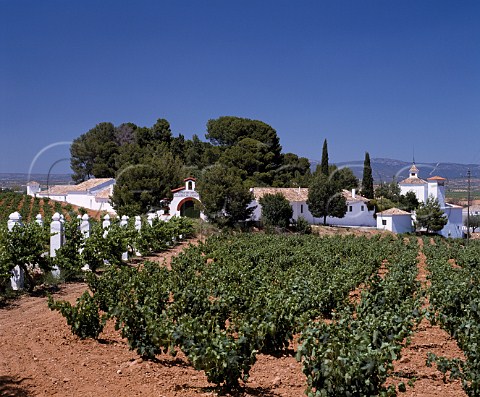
[48,291,106,339]
[295,216,312,234]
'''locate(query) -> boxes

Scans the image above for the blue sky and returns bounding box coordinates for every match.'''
[1,0,479,173]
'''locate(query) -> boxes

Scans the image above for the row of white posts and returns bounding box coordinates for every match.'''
[7,211,161,291]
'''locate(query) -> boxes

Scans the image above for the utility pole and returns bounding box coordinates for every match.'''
[467,169,471,243]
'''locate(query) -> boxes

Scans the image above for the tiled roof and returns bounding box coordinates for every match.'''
[378,208,411,216]
[95,189,111,200]
[399,177,427,185]
[427,176,447,181]
[251,188,369,204]
[40,178,114,195]
[342,190,370,203]
[72,178,114,192]
[27,181,40,186]
[42,185,73,195]
[252,187,309,202]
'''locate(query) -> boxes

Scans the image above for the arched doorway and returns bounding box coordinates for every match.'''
[178,198,201,218]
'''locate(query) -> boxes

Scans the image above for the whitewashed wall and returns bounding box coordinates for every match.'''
[400,184,428,203]
[377,214,413,234]
[250,198,376,227]
[427,182,446,207]
[439,205,463,238]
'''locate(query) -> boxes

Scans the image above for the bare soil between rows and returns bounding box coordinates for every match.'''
[0,235,470,396]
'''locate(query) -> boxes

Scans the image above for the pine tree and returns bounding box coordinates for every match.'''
[361,152,374,199]
[307,173,347,225]
[320,139,329,176]
[415,196,447,234]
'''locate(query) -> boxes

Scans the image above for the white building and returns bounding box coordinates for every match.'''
[33,178,116,213]
[167,177,205,219]
[376,208,413,234]
[399,163,463,238]
[399,164,428,203]
[26,181,41,196]
[250,187,376,227]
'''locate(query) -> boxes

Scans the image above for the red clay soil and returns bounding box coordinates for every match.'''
[0,240,305,397]
[388,238,467,396]
[0,234,470,397]
[38,199,45,217]
[0,281,305,397]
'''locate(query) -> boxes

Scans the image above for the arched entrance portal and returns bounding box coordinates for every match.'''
[177,198,201,218]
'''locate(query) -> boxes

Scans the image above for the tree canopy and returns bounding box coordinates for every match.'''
[111,152,184,216]
[465,214,480,233]
[307,172,347,226]
[372,180,419,213]
[361,152,374,199]
[70,122,118,182]
[415,196,447,234]
[320,139,329,176]
[70,116,374,220]
[206,116,281,155]
[259,193,293,229]
[196,165,255,227]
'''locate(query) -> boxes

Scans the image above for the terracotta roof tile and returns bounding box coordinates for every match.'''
[399,177,427,185]
[41,185,73,195]
[342,190,370,203]
[427,176,447,181]
[378,208,411,215]
[95,189,111,200]
[252,187,309,202]
[39,178,114,195]
[252,188,369,204]
[72,178,114,192]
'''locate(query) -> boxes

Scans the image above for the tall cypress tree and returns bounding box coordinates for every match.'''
[321,139,329,176]
[361,152,374,199]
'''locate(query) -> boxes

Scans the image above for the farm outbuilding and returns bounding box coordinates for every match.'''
[249,187,376,227]
[376,208,413,234]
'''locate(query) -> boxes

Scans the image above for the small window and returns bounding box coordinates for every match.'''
[300,204,304,214]
[361,205,364,211]
[188,181,193,190]
[382,219,387,226]
[349,206,353,212]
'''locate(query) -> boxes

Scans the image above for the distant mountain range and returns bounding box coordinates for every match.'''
[310,158,480,182]
[1,158,480,190]
[0,173,73,189]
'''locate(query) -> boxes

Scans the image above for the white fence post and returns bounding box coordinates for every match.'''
[102,214,111,238]
[134,216,142,256]
[8,212,24,290]
[147,213,155,226]
[80,214,90,271]
[120,215,129,261]
[135,215,142,231]
[80,214,90,238]
[50,213,63,278]
[60,214,66,245]
[103,214,111,229]
[35,214,43,226]
[120,215,129,227]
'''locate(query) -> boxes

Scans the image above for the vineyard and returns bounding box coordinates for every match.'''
[0,191,103,224]
[2,224,480,396]
[46,232,449,396]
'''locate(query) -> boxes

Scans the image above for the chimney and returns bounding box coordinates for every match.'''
[352,188,356,199]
